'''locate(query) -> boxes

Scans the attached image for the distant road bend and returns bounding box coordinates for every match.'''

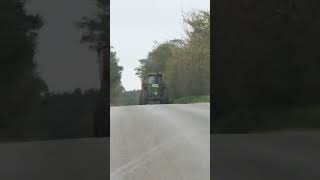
[110,103,210,180]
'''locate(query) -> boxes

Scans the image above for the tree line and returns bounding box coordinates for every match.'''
[135,10,210,100]
[213,0,320,132]
[23,89,99,140]
[0,0,48,139]
[0,0,111,140]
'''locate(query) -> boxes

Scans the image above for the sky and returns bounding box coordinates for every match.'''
[111,0,210,91]
[26,0,100,93]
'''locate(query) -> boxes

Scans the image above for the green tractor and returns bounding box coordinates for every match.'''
[139,73,169,105]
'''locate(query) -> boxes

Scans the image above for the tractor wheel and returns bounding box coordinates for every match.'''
[139,92,144,105]
[160,89,169,104]
[139,89,147,105]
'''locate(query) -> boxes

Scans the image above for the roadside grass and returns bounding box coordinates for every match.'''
[173,95,210,104]
[214,105,320,133]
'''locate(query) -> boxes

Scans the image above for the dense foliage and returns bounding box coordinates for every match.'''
[0,0,48,137]
[136,10,210,100]
[213,0,320,132]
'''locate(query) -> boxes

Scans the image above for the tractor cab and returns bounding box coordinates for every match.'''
[145,73,162,97]
[140,73,168,104]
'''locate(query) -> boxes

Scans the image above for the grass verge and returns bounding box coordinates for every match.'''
[214,105,320,133]
[173,95,210,104]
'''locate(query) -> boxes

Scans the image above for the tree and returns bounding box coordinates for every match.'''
[77,0,108,50]
[78,0,110,137]
[78,0,123,104]
[110,49,124,104]
[135,10,210,99]
[0,0,45,137]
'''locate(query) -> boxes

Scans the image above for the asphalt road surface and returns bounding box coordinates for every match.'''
[212,132,320,180]
[0,138,108,180]
[3,103,317,180]
[110,103,210,180]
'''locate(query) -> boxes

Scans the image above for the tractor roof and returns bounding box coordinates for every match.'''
[147,72,163,76]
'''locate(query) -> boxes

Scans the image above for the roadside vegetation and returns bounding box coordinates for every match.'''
[174,96,210,104]
[109,49,124,104]
[135,10,210,103]
[213,1,320,133]
[115,90,140,106]
[0,0,108,141]
[0,0,47,140]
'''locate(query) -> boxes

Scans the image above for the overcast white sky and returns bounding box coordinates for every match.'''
[111,0,210,91]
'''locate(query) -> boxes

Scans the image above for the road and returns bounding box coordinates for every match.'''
[3,103,317,180]
[110,103,210,180]
[212,133,320,180]
[0,138,108,180]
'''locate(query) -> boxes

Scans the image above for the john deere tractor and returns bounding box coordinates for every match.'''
[139,73,169,105]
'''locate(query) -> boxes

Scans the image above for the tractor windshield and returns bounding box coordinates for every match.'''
[148,75,160,84]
